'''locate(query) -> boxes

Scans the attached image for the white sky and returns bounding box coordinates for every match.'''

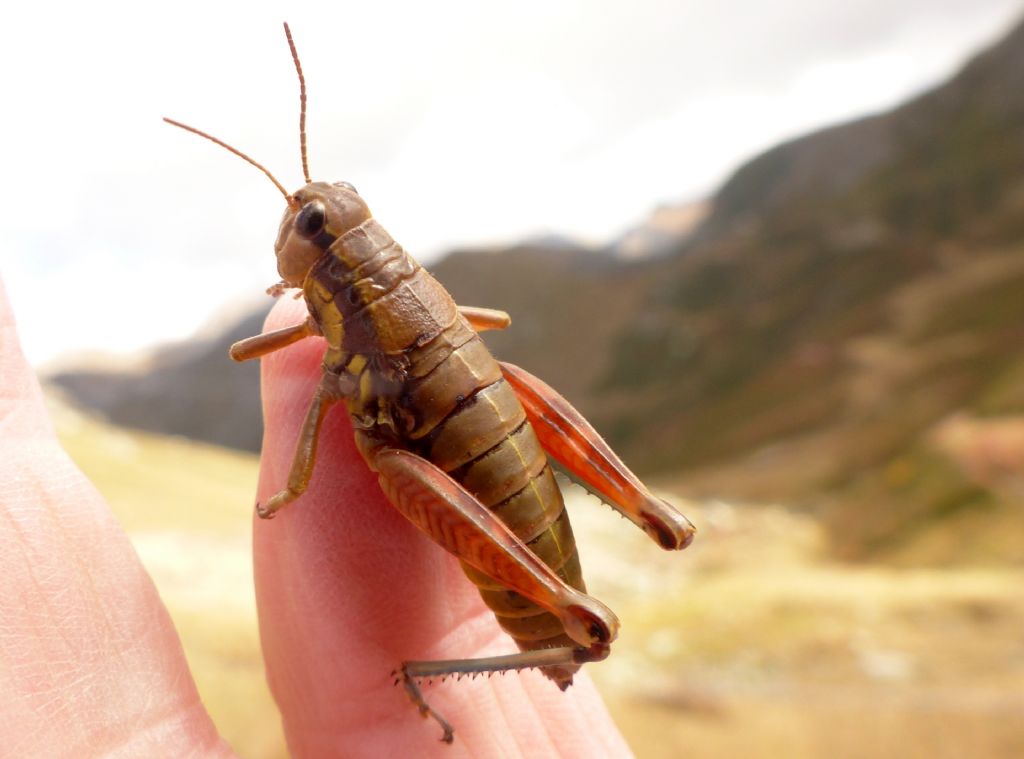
[2,0,1022,366]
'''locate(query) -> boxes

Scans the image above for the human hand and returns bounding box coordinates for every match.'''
[0,283,632,757]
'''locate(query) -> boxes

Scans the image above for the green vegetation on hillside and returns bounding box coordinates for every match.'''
[434,18,1024,563]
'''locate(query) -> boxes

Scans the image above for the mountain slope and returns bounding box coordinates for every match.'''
[50,308,268,452]
[50,16,1024,561]
[433,16,1024,560]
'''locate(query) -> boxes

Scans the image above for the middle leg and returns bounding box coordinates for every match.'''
[257,371,348,518]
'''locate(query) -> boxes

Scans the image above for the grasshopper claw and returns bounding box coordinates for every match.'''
[255,500,277,520]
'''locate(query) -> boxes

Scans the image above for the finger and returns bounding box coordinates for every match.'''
[253,295,631,757]
[0,281,234,757]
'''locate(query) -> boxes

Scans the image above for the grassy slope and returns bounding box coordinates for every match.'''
[48,394,1024,758]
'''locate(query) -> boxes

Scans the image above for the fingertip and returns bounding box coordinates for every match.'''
[264,291,309,332]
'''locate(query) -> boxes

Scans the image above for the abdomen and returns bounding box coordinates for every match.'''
[399,318,587,686]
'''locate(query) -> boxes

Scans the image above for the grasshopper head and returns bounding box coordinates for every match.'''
[274,181,371,287]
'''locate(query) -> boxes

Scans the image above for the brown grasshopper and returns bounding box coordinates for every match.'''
[165,23,694,743]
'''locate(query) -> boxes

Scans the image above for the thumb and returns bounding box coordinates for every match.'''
[0,280,233,757]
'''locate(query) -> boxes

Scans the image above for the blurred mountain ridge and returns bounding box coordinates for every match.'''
[50,309,267,452]
[49,15,1024,561]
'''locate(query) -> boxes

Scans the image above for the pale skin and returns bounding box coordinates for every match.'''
[0,281,633,758]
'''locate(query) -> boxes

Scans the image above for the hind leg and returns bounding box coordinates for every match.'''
[371,447,618,742]
[501,361,696,550]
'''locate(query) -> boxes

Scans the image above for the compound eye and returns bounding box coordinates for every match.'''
[333,180,358,194]
[294,200,327,238]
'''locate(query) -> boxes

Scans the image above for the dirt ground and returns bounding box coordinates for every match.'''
[570,485,1024,759]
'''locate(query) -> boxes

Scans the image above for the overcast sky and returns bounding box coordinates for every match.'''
[2,0,1022,365]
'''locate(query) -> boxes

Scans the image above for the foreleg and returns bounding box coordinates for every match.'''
[256,371,348,518]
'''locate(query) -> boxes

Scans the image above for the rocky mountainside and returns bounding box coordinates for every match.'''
[49,16,1024,561]
[50,309,267,452]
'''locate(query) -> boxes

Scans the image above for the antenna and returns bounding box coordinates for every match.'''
[283,22,312,184]
[163,117,297,206]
